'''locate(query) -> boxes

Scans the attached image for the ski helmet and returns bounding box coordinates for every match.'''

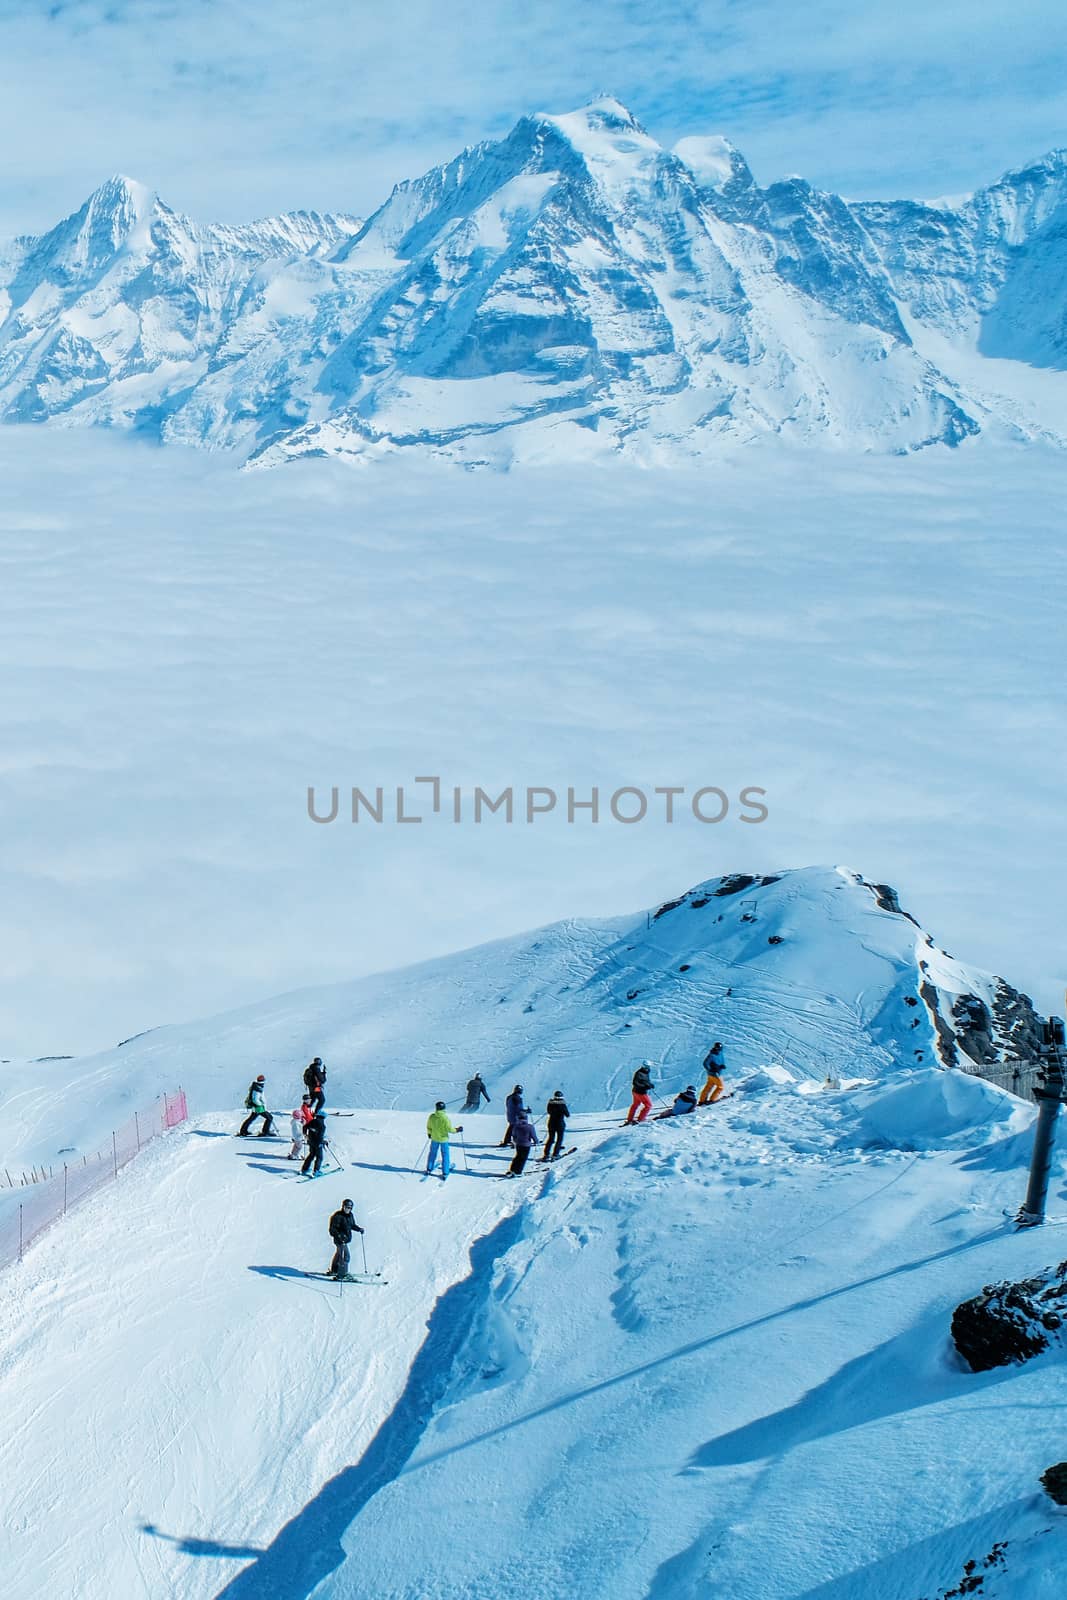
[302,1094,311,1103]
[712,1042,722,1052]
[256,1074,266,1082]
[642,1060,653,1068]
[342,1198,353,1211]
[312,1056,323,1066]
[435,1100,446,1110]
[514,1084,523,1093]
[686,1086,695,1094]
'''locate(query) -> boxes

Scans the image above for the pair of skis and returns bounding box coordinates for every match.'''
[501,1146,577,1175]
[302,1270,389,1286]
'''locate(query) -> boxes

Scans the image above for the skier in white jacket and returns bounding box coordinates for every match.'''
[288,1095,313,1160]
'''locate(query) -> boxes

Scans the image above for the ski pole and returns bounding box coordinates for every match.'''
[360,1233,369,1274]
[460,1129,470,1173]
[412,1139,429,1173]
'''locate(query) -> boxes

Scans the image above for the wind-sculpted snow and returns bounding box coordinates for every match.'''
[3,100,1067,463]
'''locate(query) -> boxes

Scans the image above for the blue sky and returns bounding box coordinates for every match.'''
[1,0,1066,231]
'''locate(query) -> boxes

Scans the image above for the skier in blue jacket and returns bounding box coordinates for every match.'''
[654,1085,698,1119]
[499,1084,525,1147]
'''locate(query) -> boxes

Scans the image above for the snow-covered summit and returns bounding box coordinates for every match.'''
[3,106,1067,463]
[8,866,1040,1176]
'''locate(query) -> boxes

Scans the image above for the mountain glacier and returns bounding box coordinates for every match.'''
[2,99,1067,466]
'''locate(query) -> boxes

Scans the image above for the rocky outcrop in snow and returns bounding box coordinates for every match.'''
[952,1259,1067,1371]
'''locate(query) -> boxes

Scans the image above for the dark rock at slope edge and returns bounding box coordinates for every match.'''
[952,1261,1067,1371]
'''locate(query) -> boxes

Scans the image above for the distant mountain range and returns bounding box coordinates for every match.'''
[3,98,1067,467]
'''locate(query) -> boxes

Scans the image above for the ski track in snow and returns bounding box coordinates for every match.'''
[0,1110,543,1599]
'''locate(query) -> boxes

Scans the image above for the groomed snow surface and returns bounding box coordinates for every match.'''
[3,1061,1067,1598]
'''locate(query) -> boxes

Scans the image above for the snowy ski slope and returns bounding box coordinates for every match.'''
[3,1077,1066,1599]
[2,866,1063,1597]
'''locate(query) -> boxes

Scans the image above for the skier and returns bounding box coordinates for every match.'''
[288,1095,313,1159]
[653,1085,698,1119]
[303,1056,326,1098]
[328,1199,364,1280]
[301,1109,329,1176]
[499,1084,525,1147]
[506,1107,538,1176]
[539,1090,570,1162]
[462,1073,490,1112]
[239,1075,275,1137]
[426,1102,462,1179]
[624,1062,655,1125]
[305,1065,327,1116]
[698,1043,726,1105]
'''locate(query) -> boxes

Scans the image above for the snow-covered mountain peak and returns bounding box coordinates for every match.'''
[674,133,754,195]
[534,93,647,143]
[81,172,155,224]
[5,112,1067,461]
[534,95,675,194]
[19,173,158,281]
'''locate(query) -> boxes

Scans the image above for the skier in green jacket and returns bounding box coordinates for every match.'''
[426,1102,462,1180]
[239,1074,275,1137]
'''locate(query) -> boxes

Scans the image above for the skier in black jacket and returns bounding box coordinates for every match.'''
[301,1111,328,1176]
[303,1057,326,1096]
[328,1199,364,1279]
[624,1062,655,1125]
[540,1090,570,1161]
[462,1073,490,1112]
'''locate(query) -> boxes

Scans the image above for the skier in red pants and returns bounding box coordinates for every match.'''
[624,1062,654,1124]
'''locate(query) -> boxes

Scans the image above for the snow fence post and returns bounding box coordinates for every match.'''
[1018,1016,1067,1228]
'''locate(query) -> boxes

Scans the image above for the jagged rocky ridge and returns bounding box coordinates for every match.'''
[2,102,1067,465]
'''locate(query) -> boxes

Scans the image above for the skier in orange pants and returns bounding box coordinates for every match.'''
[698,1042,726,1105]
